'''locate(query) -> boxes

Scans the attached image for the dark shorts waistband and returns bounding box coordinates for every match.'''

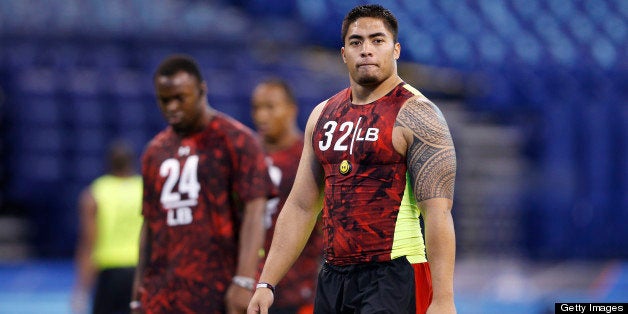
[322,257,409,274]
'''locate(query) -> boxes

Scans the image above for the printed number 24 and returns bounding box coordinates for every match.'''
[159,156,200,226]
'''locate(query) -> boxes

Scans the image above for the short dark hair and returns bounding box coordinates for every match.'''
[259,78,297,106]
[154,54,204,83]
[341,4,399,43]
[106,139,136,173]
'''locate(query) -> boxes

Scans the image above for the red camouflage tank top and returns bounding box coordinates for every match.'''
[312,82,427,266]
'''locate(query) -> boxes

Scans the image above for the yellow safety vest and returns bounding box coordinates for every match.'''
[91,174,143,269]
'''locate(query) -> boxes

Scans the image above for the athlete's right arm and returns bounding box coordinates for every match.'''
[247,101,327,314]
[130,220,150,314]
[71,188,97,314]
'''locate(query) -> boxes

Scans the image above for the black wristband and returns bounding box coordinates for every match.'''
[256,282,275,294]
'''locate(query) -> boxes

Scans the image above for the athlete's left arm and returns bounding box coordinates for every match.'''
[394,95,457,314]
[237,197,267,279]
[226,196,267,313]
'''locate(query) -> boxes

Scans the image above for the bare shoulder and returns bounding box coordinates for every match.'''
[304,100,329,136]
[395,95,452,147]
[395,95,456,202]
[79,187,97,215]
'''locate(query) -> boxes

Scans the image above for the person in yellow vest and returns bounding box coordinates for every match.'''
[72,140,143,314]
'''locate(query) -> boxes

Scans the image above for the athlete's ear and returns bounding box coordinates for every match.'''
[394,42,401,60]
[199,82,208,96]
[341,47,347,63]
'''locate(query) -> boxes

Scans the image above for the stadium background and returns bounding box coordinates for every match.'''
[0,0,626,313]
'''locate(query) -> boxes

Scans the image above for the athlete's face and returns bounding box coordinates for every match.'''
[155,71,207,134]
[341,17,400,86]
[251,83,296,144]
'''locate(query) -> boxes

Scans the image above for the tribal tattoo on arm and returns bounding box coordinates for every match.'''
[395,97,456,201]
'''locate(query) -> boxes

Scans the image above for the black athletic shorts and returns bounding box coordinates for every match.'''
[92,267,135,314]
[314,257,415,314]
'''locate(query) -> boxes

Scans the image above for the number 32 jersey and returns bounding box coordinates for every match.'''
[312,82,427,266]
[140,112,274,312]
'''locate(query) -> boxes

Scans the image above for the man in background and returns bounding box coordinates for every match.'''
[73,139,143,314]
[131,54,274,313]
[251,79,323,314]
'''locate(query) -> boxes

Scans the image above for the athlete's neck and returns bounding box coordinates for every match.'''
[263,127,302,153]
[350,75,403,105]
[111,169,136,177]
[174,105,215,137]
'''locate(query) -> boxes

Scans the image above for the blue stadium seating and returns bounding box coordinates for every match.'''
[0,0,625,260]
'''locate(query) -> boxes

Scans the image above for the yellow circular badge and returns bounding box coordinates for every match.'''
[339,160,352,175]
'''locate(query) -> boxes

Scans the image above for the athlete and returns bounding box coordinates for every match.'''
[131,54,275,313]
[251,79,323,314]
[72,140,143,314]
[248,4,457,314]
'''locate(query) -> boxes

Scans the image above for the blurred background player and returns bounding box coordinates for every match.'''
[131,54,275,313]
[72,139,143,314]
[250,78,323,314]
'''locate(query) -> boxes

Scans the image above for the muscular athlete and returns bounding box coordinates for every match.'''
[249,4,456,314]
